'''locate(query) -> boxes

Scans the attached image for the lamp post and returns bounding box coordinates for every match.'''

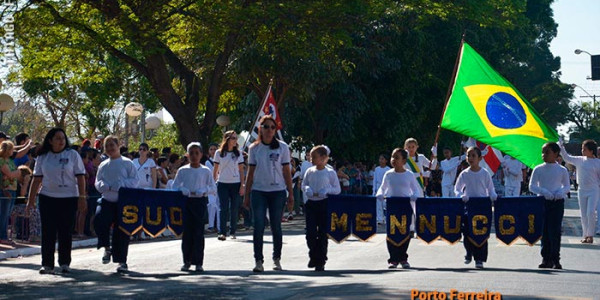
[125,102,144,146]
[575,49,600,81]
[0,94,15,126]
[571,83,598,118]
[216,115,231,133]
[145,115,161,139]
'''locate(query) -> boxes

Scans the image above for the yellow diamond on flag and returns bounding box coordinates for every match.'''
[463,84,545,139]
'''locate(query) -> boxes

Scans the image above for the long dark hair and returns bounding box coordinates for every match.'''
[219,130,240,158]
[583,139,598,157]
[253,115,280,149]
[38,128,70,156]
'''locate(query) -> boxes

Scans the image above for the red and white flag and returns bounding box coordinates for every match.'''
[243,84,283,150]
[465,138,503,174]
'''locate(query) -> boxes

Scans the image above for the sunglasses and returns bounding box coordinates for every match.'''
[228,136,238,140]
[261,124,277,130]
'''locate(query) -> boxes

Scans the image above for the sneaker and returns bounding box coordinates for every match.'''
[388,262,399,269]
[315,265,325,271]
[116,263,128,273]
[287,213,294,221]
[553,261,562,269]
[59,265,71,274]
[400,261,411,269]
[230,235,236,240]
[273,259,282,271]
[181,264,191,271]
[475,261,484,269]
[217,234,226,241]
[538,260,553,268]
[253,260,264,273]
[195,265,204,272]
[308,260,316,268]
[102,250,112,264]
[39,266,54,275]
[464,256,472,264]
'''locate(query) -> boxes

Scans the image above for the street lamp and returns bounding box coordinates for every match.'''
[125,102,144,145]
[575,48,600,81]
[0,93,15,126]
[571,83,598,118]
[145,115,161,139]
[216,115,231,132]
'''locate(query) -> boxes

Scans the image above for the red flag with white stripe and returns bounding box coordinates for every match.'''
[465,138,503,174]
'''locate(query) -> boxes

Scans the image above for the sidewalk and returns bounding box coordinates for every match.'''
[0,191,589,261]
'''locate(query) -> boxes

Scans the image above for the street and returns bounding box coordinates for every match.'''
[0,194,599,300]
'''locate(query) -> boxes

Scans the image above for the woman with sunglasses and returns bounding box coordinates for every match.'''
[213,130,245,241]
[132,143,157,189]
[243,115,294,272]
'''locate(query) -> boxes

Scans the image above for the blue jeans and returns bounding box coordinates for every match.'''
[0,190,16,240]
[251,190,286,262]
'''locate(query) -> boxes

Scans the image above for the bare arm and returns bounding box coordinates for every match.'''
[243,165,256,209]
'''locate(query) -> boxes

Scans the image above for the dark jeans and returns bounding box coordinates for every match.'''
[251,190,286,262]
[182,198,207,266]
[94,199,130,263]
[387,239,411,263]
[217,182,241,235]
[541,199,564,263]
[462,214,488,262]
[0,190,15,240]
[305,199,328,266]
[39,194,78,268]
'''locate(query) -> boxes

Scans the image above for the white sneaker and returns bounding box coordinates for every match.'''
[253,260,264,272]
[475,261,484,269]
[116,263,128,273]
[59,264,71,274]
[273,259,282,271]
[39,266,54,275]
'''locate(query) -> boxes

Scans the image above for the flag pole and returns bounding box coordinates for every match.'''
[433,33,466,147]
[242,79,274,151]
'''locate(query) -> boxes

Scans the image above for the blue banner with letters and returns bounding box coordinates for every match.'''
[118,188,187,237]
[327,195,377,243]
[494,196,545,245]
[465,197,493,247]
[416,197,464,244]
[385,197,413,246]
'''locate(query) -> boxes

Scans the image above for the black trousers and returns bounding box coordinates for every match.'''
[541,199,564,263]
[94,199,130,263]
[387,238,411,263]
[39,195,78,268]
[305,200,328,266]
[462,214,488,262]
[182,198,207,266]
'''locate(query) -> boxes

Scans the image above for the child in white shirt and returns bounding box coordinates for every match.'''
[372,153,391,224]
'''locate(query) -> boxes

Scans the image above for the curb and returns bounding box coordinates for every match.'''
[0,238,98,261]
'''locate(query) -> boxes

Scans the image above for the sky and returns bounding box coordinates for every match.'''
[549,0,600,135]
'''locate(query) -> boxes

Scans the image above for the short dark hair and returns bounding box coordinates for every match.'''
[543,142,560,154]
[467,146,482,157]
[15,133,29,145]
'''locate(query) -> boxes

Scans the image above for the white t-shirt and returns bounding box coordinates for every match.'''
[502,155,525,187]
[33,149,86,198]
[301,166,341,201]
[94,156,139,202]
[405,154,437,179]
[528,162,570,199]
[440,156,464,187]
[376,169,423,198]
[454,167,497,198]
[213,150,244,183]
[172,164,216,198]
[133,158,156,188]
[372,166,391,196]
[248,140,291,192]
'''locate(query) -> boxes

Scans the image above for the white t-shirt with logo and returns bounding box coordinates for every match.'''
[33,149,86,198]
[133,158,156,188]
[248,140,291,192]
[213,150,244,183]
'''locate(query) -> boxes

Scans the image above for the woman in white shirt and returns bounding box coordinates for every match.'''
[132,143,157,189]
[243,115,294,273]
[26,128,86,274]
[213,131,245,240]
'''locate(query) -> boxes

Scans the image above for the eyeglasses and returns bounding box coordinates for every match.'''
[261,124,277,130]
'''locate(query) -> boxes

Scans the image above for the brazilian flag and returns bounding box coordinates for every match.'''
[441,42,559,168]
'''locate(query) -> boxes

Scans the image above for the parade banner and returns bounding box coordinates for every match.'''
[385,197,413,246]
[118,188,187,237]
[494,196,544,245]
[327,195,377,243]
[416,197,464,244]
[465,197,493,247]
